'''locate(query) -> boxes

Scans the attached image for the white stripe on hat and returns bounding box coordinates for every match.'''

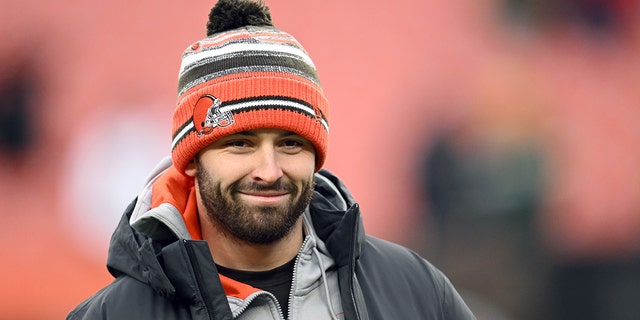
[172,122,195,149]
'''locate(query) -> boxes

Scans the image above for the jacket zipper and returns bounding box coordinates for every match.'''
[231,291,283,318]
[286,236,312,319]
[226,236,311,320]
[348,206,363,320]
[184,240,217,319]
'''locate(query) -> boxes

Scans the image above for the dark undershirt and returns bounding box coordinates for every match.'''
[216,257,295,317]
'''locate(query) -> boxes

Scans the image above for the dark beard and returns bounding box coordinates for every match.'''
[196,163,315,244]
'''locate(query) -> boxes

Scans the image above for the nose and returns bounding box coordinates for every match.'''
[251,147,283,184]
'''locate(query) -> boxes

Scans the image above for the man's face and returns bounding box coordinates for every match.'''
[191,128,316,244]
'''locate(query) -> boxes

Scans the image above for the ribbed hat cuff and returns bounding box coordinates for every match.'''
[171,75,329,174]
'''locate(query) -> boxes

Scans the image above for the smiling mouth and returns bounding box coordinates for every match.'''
[240,190,287,196]
[238,191,289,205]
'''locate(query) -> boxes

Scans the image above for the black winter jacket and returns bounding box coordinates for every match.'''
[67,165,476,320]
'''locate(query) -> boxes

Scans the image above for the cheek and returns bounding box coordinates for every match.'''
[200,156,249,184]
[284,163,315,183]
[284,152,316,177]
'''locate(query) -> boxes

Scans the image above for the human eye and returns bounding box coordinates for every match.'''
[218,137,254,153]
[282,139,303,148]
[226,140,249,148]
[279,137,311,154]
[224,139,254,151]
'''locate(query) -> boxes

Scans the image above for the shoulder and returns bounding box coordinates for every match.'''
[67,276,189,320]
[358,236,443,286]
[355,236,477,319]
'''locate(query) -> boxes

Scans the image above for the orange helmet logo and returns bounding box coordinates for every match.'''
[192,94,234,137]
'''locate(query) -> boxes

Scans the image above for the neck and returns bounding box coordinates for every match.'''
[199,212,304,271]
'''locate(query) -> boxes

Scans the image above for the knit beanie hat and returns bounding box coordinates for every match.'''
[171,0,329,174]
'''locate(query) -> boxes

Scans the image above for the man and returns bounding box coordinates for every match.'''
[67,0,477,319]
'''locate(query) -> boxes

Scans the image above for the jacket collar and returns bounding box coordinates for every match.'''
[106,156,365,299]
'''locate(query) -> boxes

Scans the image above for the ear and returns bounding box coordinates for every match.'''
[184,158,197,177]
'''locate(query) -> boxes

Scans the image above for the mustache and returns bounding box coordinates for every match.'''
[231,180,297,193]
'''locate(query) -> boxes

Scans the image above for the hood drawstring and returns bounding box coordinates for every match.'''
[313,246,340,320]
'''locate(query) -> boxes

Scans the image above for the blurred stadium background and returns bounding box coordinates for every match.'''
[1,0,639,319]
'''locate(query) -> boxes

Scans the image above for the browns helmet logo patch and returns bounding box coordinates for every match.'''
[192,94,234,137]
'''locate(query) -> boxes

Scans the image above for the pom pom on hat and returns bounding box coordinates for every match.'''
[206,0,273,35]
[171,0,329,175]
